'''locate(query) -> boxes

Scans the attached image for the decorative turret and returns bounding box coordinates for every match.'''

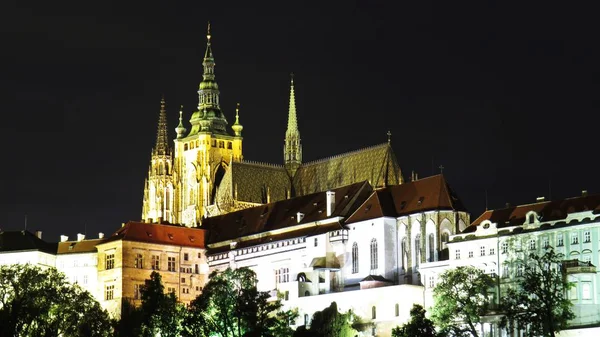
[176,105,187,139]
[153,96,171,156]
[231,103,243,137]
[284,74,302,176]
[189,22,228,135]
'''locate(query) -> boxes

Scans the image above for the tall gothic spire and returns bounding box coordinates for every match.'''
[153,95,170,156]
[193,22,228,134]
[284,74,302,176]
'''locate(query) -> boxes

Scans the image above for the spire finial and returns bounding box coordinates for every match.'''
[232,102,243,136]
[176,105,187,139]
[154,96,170,155]
[207,22,211,41]
[236,103,240,120]
[387,130,392,143]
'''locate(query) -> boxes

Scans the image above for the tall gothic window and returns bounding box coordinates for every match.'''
[415,235,421,267]
[428,233,435,262]
[370,239,378,271]
[352,242,359,274]
[401,238,407,270]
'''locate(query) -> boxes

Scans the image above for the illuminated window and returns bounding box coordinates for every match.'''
[135,253,143,269]
[105,254,115,270]
[168,257,176,272]
[455,249,460,260]
[572,233,579,245]
[370,239,378,270]
[557,233,564,246]
[584,231,591,243]
[105,284,114,300]
[275,268,289,284]
[352,242,359,273]
[134,284,141,300]
[152,255,160,270]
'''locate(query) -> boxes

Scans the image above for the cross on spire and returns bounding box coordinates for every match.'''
[387,130,392,143]
[439,165,445,174]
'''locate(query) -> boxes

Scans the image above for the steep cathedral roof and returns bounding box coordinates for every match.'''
[466,192,600,233]
[345,174,467,224]
[203,181,373,250]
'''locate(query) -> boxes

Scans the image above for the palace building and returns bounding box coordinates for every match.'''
[141,26,402,227]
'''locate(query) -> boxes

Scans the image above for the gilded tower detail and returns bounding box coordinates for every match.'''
[142,97,175,223]
[283,75,302,176]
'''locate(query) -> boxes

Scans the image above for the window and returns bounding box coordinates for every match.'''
[489,248,495,255]
[314,238,318,247]
[582,282,592,300]
[572,232,579,245]
[152,255,160,270]
[441,232,449,244]
[304,314,309,326]
[455,249,461,260]
[528,214,535,223]
[501,242,508,254]
[304,290,310,297]
[105,285,114,300]
[480,246,486,256]
[134,284,141,300]
[557,233,564,246]
[414,235,420,266]
[428,276,435,288]
[181,277,186,283]
[167,287,175,293]
[468,251,474,258]
[198,252,202,259]
[275,268,289,284]
[503,265,509,278]
[395,303,399,317]
[584,231,591,243]
[401,238,407,269]
[105,254,115,270]
[135,253,143,269]
[184,253,189,261]
[529,239,536,250]
[517,264,524,277]
[371,306,377,319]
[168,257,176,272]
[182,288,190,294]
[370,239,378,270]
[284,291,289,301]
[583,254,592,264]
[83,275,88,285]
[195,264,199,274]
[428,233,435,262]
[352,242,359,273]
[570,283,578,300]
[543,237,549,249]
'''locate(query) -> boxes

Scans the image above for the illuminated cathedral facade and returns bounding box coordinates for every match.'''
[142,27,402,227]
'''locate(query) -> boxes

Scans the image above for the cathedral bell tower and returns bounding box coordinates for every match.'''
[142,96,175,223]
[284,74,302,176]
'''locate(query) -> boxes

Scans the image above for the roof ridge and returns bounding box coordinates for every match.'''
[239,160,284,169]
[301,143,389,166]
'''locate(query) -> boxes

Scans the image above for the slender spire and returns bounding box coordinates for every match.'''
[154,95,170,155]
[284,73,302,176]
[232,102,243,136]
[176,105,187,138]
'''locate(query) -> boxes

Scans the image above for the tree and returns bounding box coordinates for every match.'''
[392,304,439,337]
[292,302,362,337]
[430,266,495,337]
[113,298,143,337]
[0,263,113,337]
[183,267,297,337]
[500,247,574,337]
[139,271,185,337]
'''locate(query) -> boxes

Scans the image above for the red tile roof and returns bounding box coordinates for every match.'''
[57,238,107,254]
[346,174,467,224]
[466,193,600,233]
[107,221,206,248]
[201,181,373,246]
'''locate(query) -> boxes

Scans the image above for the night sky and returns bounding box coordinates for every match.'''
[1,1,599,241]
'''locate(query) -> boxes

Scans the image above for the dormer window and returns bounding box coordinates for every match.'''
[529,214,535,223]
[417,197,424,205]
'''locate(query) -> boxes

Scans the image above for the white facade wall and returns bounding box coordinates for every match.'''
[0,250,56,269]
[56,251,100,300]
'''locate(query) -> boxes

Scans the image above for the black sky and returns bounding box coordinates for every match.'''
[1,1,599,241]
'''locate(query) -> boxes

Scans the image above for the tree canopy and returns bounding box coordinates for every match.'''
[183,267,297,337]
[293,301,363,337]
[430,266,495,337]
[500,247,574,337]
[139,271,185,337]
[0,263,113,337]
[392,304,439,337]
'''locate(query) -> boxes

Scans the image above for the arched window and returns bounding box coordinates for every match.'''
[371,306,377,319]
[401,238,407,270]
[304,314,309,326]
[441,232,449,243]
[428,233,435,262]
[395,303,399,317]
[352,242,359,273]
[370,239,378,271]
[304,290,310,297]
[415,234,421,267]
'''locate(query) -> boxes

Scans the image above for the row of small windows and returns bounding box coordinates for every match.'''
[184,139,233,151]
[129,252,202,271]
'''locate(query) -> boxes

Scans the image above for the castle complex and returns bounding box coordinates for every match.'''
[141,27,402,227]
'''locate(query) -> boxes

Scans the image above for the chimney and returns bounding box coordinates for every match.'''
[297,212,305,223]
[326,191,335,217]
[536,196,545,202]
[98,232,104,239]
[582,190,588,197]
[77,233,85,241]
[505,202,511,208]
[35,230,42,239]
[60,235,69,242]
